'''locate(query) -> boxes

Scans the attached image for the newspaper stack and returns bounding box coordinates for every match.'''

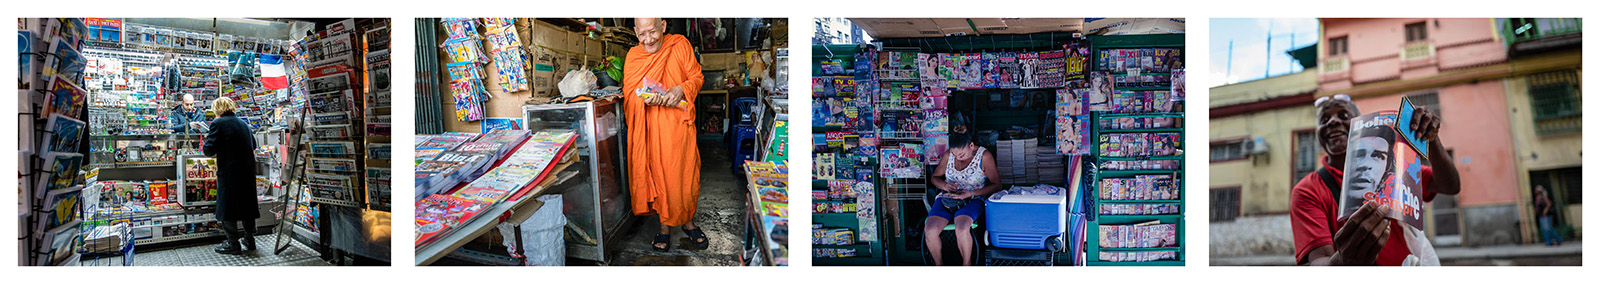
[995,140,1015,185]
[1024,138,1039,184]
[81,223,130,254]
[995,138,1041,185]
[1038,151,1065,185]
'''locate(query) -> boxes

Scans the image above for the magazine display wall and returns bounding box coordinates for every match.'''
[1081,34,1186,266]
[811,44,885,265]
[20,18,93,266]
[294,18,394,263]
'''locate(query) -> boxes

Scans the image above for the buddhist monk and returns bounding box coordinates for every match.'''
[623,17,707,252]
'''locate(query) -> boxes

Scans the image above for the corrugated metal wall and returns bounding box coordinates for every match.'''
[415,18,444,134]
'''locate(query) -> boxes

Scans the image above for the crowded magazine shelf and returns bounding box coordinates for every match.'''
[1082,33,1186,266]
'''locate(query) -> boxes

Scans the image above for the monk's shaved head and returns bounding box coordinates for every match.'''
[634,18,667,54]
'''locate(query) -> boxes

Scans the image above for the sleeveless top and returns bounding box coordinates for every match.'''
[945,147,987,192]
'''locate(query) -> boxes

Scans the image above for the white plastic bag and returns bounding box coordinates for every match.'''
[521,194,567,266]
[557,68,597,98]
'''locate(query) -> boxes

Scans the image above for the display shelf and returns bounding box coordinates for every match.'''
[135,230,221,246]
[1098,128,1183,134]
[1097,199,1181,205]
[1098,156,1183,162]
[1098,169,1182,176]
[1086,110,1185,266]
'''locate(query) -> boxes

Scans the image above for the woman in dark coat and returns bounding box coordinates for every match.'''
[202,97,261,255]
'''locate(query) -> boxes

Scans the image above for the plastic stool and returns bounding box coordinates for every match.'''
[731,125,759,165]
[732,97,759,126]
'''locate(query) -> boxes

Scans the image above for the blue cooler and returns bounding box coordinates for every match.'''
[984,191,1068,250]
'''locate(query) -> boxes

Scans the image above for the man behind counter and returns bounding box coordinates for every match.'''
[170,93,209,134]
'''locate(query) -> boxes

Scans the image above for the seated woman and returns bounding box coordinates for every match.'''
[925,133,1002,266]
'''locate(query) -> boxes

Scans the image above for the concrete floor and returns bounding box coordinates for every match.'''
[78,238,330,266]
[608,142,748,266]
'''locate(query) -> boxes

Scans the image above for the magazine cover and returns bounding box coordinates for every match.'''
[479,117,524,132]
[455,167,536,203]
[881,144,924,178]
[38,219,82,265]
[1337,111,1425,230]
[20,30,35,89]
[43,37,86,81]
[43,76,86,119]
[1170,69,1185,101]
[415,194,491,247]
[365,49,393,106]
[1397,97,1429,158]
[42,113,85,154]
[1064,39,1090,81]
[814,153,836,180]
[308,141,356,158]
[1088,71,1112,112]
[923,133,948,166]
[36,187,83,234]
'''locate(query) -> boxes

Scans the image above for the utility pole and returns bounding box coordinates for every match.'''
[1226,40,1234,84]
[1265,25,1271,78]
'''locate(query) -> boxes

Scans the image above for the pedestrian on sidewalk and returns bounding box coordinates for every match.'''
[1535,185,1563,246]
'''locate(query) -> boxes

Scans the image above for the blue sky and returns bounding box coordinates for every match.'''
[1209,18,1320,87]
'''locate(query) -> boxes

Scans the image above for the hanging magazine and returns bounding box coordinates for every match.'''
[43,76,86,119]
[1337,110,1426,230]
[42,113,85,154]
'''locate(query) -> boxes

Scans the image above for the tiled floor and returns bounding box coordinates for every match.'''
[79,238,331,266]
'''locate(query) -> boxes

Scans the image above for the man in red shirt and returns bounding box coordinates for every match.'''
[1290,94,1461,265]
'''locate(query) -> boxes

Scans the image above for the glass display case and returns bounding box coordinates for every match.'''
[522,96,627,263]
[87,135,203,169]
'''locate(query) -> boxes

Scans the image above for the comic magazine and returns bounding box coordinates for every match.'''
[415,194,491,247]
[42,113,85,154]
[43,37,86,81]
[44,75,86,119]
[37,187,83,234]
[1337,110,1426,230]
[813,153,835,180]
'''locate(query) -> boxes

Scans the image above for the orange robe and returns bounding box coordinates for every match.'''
[623,34,703,226]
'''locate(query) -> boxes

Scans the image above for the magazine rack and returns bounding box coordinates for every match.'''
[1084,112,1185,266]
[1079,34,1186,266]
[20,25,92,265]
[811,44,888,266]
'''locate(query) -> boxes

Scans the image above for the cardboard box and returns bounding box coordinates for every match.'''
[700,52,739,71]
[850,18,942,39]
[566,32,586,55]
[585,38,603,58]
[527,20,571,51]
[606,41,630,58]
